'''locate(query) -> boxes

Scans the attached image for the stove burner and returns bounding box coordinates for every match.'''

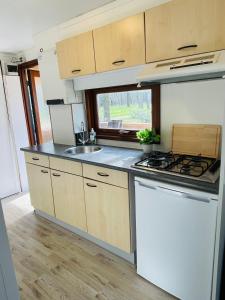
[133,151,219,183]
[180,164,191,174]
[147,159,162,167]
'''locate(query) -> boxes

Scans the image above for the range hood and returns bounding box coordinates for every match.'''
[137,50,225,85]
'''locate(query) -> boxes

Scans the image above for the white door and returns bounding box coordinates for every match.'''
[135,178,218,300]
[0,74,20,198]
[0,203,19,299]
[4,75,29,192]
[0,268,7,300]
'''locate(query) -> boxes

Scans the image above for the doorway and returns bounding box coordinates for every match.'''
[18,60,52,145]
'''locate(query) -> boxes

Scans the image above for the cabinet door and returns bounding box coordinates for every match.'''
[84,179,131,252]
[51,171,87,231]
[56,31,96,79]
[26,164,55,216]
[145,0,225,62]
[93,13,145,72]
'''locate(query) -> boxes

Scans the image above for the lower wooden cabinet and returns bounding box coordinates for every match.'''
[84,178,131,253]
[26,164,55,216]
[51,170,87,231]
[26,155,132,253]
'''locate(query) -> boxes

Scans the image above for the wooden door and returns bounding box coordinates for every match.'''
[84,179,131,252]
[145,0,225,62]
[93,13,145,72]
[26,163,55,216]
[27,70,43,144]
[56,31,96,79]
[51,171,87,231]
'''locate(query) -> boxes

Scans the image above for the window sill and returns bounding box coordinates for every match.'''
[96,133,138,142]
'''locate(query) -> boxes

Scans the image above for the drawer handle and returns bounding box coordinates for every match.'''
[86,183,97,188]
[71,69,81,73]
[112,59,125,65]
[97,172,109,177]
[32,157,39,161]
[177,44,198,51]
[52,173,61,177]
[41,170,48,174]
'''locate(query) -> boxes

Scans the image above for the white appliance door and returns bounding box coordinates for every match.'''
[135,178,218,300]
[0,74,20,198]
[4,75,29,192]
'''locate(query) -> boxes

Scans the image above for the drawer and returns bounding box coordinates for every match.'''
[83,164,128,188]
[50,157,82,176]
[25,152,49,167]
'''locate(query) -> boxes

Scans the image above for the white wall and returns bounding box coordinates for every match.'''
[160,79,225,151]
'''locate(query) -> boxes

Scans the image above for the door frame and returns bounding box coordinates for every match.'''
[18,59,38,145]
[27,69,43,144]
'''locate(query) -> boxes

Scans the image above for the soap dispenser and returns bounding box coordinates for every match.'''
[90,128,96,144]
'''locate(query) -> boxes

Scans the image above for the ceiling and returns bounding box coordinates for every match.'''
[0,0,114,53]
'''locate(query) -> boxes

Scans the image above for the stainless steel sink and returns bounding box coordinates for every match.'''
[64,145,102,155]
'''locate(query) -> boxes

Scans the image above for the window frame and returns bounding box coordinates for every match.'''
[85,83,160,142]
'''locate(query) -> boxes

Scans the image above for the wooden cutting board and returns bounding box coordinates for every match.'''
[171,124,221,158]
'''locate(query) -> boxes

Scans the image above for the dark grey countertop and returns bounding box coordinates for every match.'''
[21,142,219,195]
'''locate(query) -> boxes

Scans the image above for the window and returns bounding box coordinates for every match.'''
[85,84,160,142]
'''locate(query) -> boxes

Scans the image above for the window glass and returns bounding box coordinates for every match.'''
[96,90,152,130]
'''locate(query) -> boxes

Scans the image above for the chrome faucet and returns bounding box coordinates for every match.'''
[78,121,88,145]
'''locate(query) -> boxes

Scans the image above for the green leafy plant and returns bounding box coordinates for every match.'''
[136,129,160,145]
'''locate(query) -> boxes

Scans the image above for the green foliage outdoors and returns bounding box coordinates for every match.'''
[136,128,160,145]
[98,104,151,123]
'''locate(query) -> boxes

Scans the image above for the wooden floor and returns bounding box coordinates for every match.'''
[2,194,176,300]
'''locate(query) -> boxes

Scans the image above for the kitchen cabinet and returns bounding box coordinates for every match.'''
[51,170,87,231]
[50,157,82,176]
[26,163,55,216]
[25,152,49,167]
[84,178,131,252]
[83,163,128,188]
[93,13,145,72]
[25,151,132,253]
[56,31,96,79]
[145,0,225,62]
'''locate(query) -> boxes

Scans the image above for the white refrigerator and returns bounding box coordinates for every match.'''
[0,69,29,199]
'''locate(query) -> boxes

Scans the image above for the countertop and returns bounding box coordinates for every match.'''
[21,142,219,195]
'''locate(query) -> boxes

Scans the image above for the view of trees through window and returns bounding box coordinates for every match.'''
[96,89,152,130]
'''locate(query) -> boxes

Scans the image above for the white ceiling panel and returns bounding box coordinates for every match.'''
[0,0,114,52]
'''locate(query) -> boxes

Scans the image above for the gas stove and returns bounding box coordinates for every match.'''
[133,151,221,183]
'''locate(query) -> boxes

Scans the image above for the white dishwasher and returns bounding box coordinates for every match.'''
[135,177,218,300]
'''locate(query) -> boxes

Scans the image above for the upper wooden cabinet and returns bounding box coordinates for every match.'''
[93,13,145,72]
[145,0,225,62]
[56,31,96,79]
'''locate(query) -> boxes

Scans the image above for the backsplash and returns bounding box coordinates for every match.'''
[50,78,225,151]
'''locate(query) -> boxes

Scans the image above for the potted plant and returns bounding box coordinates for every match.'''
[136,129,160,153]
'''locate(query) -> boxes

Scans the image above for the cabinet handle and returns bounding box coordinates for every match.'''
[112,60,125,65]
[32,157,39,161]
[86,183,97,188]
[52,173,61,177]
[41,170,48,174]
[71,69,81,73]
[177,44,198,51]
[97,172,109,177]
